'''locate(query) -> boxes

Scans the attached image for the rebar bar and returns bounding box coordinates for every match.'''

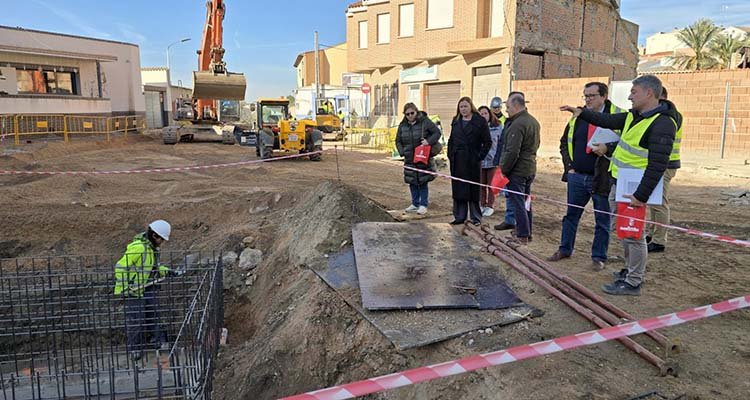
[463,226,676,376]
[0,251,224,399]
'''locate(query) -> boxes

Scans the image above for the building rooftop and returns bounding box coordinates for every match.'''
[0,25,139,47]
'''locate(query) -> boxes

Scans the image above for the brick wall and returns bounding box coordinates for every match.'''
[515,77,609,150]
[514,70,750,160]
[655,70,750,159]
[514,0,638,81]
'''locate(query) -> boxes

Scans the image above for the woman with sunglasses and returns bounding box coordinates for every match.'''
[395,102,442,215]
[448,97,492,225]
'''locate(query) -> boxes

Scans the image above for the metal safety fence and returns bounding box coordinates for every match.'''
[0,115,146,146]
[0,251,224,399]
[343,127,397,154]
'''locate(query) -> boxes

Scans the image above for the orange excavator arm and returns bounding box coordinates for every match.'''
[194,0,246,120]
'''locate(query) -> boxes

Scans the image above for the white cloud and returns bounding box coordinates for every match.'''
[33,0,112,39]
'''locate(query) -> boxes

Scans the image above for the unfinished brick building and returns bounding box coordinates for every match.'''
[345,0,638,129]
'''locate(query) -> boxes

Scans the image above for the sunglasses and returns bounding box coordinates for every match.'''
[405,111,416,116]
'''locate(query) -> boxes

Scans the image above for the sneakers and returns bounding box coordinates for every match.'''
[591,260,605,271]
[602,280,641,296]
[481,207,494,217]
[647,242,665,253]
[405,204,419,213]
[547,251,571,262]
[417,206,428,215]
[494,222,515,231]
[612,268,628,281]
[508,235,531,245]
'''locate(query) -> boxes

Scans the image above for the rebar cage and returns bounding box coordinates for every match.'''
[0,251,224,399]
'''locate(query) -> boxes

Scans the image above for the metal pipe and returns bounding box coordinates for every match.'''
[719,81,731,159]
[464,228,676,376]
[478,224,678,355]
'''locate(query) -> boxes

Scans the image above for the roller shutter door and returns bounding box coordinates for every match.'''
[425,82,460,137]
[144,91,164,128]
[472,65,503,108]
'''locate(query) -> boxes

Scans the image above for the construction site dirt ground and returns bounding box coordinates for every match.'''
[1,134,749,400]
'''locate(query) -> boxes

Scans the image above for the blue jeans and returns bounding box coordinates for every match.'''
[125,288,165,352]
[507,175,534,238]
[409,183,429,207]
[559,172,610,262]
[504,193,516,225]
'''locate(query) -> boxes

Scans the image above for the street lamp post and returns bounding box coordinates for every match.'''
[166,38,191,85]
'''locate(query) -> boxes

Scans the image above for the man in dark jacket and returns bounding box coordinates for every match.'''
[396,104,442,215]
[562,74,677,296]
[646,87,683,253]
[549,82,625,269]
[496,93,540,244]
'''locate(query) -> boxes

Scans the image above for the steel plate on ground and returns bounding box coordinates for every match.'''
[312,248,543,350]
[352,222,521,310]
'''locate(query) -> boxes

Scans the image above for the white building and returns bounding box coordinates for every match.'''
[0,25,145,115]
[645,26,750,56]
[293,84,367,123]
[140,67,192,127]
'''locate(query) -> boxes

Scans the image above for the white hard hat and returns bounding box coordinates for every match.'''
[148,220,171,241]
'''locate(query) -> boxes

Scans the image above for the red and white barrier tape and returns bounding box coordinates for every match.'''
[0,150,324,176]
[397,163,750,248]
[280,294,750,400]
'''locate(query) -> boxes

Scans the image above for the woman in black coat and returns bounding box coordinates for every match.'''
[395,102,442,214]
[448,97,492,225]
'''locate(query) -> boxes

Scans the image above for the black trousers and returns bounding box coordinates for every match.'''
[453,199,482,223]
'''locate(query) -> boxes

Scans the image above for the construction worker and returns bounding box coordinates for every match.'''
[548,82,625,270]
[337,109,345,127]
[561,75,677,296]
[646,86,682,253]
[490,96,507,125]
[114,219,174,361]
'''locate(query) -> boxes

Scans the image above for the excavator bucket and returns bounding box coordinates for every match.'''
[192,71,247,100]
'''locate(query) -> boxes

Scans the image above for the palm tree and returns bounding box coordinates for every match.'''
[669,19,722,70]
[709,34,749,69]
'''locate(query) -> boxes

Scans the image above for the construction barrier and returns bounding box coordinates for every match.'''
[344,127,398,154]
[0,114,146,145]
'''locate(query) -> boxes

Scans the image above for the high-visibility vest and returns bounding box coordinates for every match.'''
[566,103,625,161]
[113,234,169,297]
[609,112,674,178]
[670,112,683,162]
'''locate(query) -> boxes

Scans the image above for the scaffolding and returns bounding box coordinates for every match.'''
[0,252,224,400]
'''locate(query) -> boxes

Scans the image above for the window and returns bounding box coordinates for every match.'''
[373,85,381,116]
[427,0,453,30]
[390,82,399,116]
[399,4,414,37]
[490,0,504,37]
[16,69,77,95]
[377,13,390,44]
[358,21,368,49]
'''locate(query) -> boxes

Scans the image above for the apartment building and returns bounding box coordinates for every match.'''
[345,0,638,131]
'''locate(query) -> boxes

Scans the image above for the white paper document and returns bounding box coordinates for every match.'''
[587,127,621,149]
[616,168,664,205]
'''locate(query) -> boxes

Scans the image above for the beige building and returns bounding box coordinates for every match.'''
[345,0,638,131]
[0,25,145,116]
[294,42,348,87]
[141,67,192,127]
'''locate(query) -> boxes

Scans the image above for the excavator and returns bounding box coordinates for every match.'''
[162,0,247,144]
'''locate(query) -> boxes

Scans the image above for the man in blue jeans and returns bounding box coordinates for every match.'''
[496,93,539,244]
[548,82,624,269]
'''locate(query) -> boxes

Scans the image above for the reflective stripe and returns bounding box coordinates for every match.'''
[670,147,680,156]
[674,138,682,144]
[611,157,643,170]
[616,140,649,158]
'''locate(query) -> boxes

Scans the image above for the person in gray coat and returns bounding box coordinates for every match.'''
[395,102,442,215]
[478,105,504,217]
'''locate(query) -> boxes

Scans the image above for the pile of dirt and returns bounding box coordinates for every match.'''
[214,180,397,399]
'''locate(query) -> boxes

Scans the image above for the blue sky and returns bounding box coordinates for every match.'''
[2,0,748,100]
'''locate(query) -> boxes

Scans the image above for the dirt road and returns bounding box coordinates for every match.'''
[1,135,748,399]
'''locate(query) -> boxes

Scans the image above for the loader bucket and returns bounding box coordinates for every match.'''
[192,71,247,100]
